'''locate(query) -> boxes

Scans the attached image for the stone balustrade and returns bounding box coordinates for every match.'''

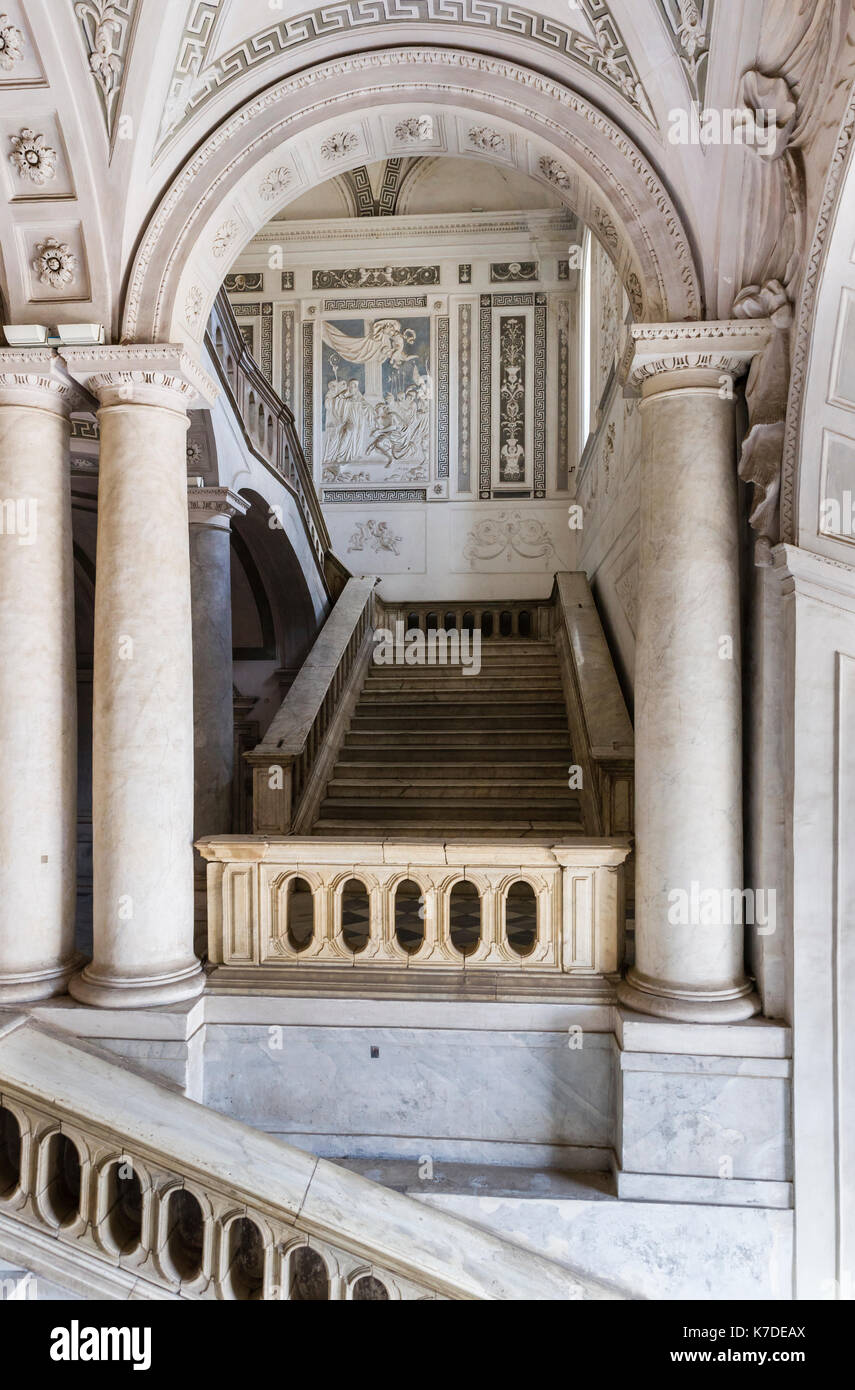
[198,836,631,976]
[0,1015,616,1301]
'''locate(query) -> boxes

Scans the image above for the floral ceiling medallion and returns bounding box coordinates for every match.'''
[9,128,57,185]
[320,130,358,161]
[33,237,77,290]
[0,11,23,69]
[259,167,291,201]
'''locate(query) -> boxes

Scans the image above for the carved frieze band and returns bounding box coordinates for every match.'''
[281,308,295,410]
[301,319,314,462]
[457,303,472,493]
[436,314,450,481]
[479,295,492,498]
[155,0,654,155]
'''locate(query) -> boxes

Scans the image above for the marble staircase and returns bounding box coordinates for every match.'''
[312,639,585,837]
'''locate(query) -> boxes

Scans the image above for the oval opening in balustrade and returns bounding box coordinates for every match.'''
[444,611,456,632]
[286,877,315,953]
[289,1245,329,1301]
[426,611,438,633]
[481,612,494,639]
[43,1132,81,1227]
[505,880,538,957]
[352,1275,389,1300]
[104,1161,143,1254]
[225,1216,265,1300]
[394,879,425,955]
[462,611,475,635]
[0,1106,21,1198]
[518,609,532,638]
[499,610,513,637]
[164,1188,204,1282]
[449,880,481,956]
[341,878,370,954]
[406,611,420,634]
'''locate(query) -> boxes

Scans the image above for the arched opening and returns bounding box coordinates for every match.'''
[340,878,371,954]
[103,1161,143,1254]
[505,881,538,957]
[352,1275,389,1300]
[285,877,314,953]
[164,1189,204,1282]
[225,1216,265,1300]
[0,1107,21,1198]
[42,1133,81,1227]
[289,1246,329,1301]
[449,880,481,957]
[394,879,425,955]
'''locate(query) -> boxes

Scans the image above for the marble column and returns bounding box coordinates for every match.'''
[617,322,771,1022]
[62,347,217,1008]
[0,353,83,1001]
[188,485,249,954]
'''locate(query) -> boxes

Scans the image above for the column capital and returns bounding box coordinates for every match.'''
[60,344,218,411]
[187,485,250,529]
[620,320,773,396]
[0,347,88,416]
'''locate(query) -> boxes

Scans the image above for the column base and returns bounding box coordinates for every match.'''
[68,960,205,1010]
[617,969,761,1023]
[0,955,82,1005]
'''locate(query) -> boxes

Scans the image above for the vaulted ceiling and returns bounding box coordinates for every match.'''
[0,0,853,336]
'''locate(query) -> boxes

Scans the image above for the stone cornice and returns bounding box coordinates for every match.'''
[0,348,90,415]
[60,345,218,411]
[620,320,773,391]
[773,542,855,611]
[187,486,251,526]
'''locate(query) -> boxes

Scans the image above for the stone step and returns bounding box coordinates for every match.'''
[342,729,573,749]
[362,675,563,692]
[334,759,574,777]
[359,692,564,708]
[349,714,570,731]
[325,779,576,801]
[312,816,586,835]
[317,799,583,821]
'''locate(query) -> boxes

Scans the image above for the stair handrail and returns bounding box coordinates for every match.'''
[205,289,334,592]
[0,1013,621,1301]
[245,576,378,833]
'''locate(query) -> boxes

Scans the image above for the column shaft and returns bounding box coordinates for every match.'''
[0,372,78,1001]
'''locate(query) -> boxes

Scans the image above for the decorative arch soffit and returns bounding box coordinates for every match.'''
[123,48,703,347]
[155,0,660,159]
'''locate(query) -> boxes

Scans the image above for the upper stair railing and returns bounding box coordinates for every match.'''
[0,1013,619,1301]
[206,290,338,596]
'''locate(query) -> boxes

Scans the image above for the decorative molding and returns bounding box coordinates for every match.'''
[458,264,472,284]
[280,308,295,409]
[491,262,538,283]
[436,315,449,480]
[492,293,535,307]
[254,212,573,245]
[234,301,274,382]
[153,0,655,156]
[0,11,24,70]
[312,266,440,290]
[211,219,239,258]
[656,0,713,105]
[281,271,295,291]
[32,237,76,290]
[259,166,291,201]
[534,293,547,496]
[60,344,218,410]
[479,294,492,498]
[184,285,204,332]
[124,47,702,341]
[347,520,402,554]
[457,302,472,492]
[9,127,57,184]
[319,129,358,160]
[322,295,427,311]
[463,511,556,566]
[73,0,137,139]
[0,350,87,414]
[538,155,572,191]
[498,314,526,485]
[301,319,314,461]
[620,319,773,389]
[467,126,507,153]
[187,485,250,525]
[557,299,570,490]
[323,487,426,503]
[225,272,262,293]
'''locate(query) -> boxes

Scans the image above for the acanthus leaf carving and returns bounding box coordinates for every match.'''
[74,0,137,137]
